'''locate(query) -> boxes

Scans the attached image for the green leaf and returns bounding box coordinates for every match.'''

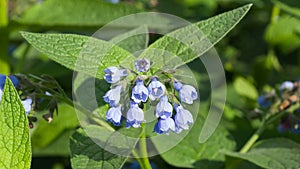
[265,16,300,52]
[32,130,74,157]
[21,32,136,80]
[70,126,142,169]
[224,138,300,169]
[153,115,236,168]
[110,25,149,53]
[31,103,79,148]
[14,0,142,26]
[139,4,252,71]
[0,78,31,169]
[233,77,258,100]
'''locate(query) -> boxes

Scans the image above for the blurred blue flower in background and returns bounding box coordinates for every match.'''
[279,81,294,92]
[257,95,272,109]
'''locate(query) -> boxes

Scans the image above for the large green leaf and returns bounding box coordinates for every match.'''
[265,15,300,52]
[153,115,236,168]
[224,138,300,169]
[233,77,258,100]
[14,0,142,26]
[31,103,79,148]
[139,4,252,71]
[0,78,31,169]
[110,25,149,53]
[21,32,136,80]
[70,126,142,169]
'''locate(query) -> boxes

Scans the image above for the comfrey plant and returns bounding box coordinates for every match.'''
[103,58,198,134]
[256,80,300,134]
[0,74,62,128]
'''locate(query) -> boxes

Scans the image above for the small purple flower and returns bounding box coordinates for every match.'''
[154,117,175,135]
[103,85,122,106]
[279,81,294,91]
[155,95,172,119]
[257,95,272,109]
[126,102,144,128]
[174,82,198,104]
[106,105,122,126]
[104,66,127,83]
[21,98,33,115]
[148,78,165,101]
[134,58,150,72]
[131,79,148,103]
[174,103,193,132]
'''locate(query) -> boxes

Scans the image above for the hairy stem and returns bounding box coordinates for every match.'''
[239,120,265,153]
[139,123,152,169]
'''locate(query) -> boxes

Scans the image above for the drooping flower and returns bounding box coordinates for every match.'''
[104,66,127,83]
[134,58,150,72]
[126,101,144,128]
[155,95,172,119]
[174,81,198,104]
[22,98,33,115]
[103,85,122,107]
[154,117,175,135]
[148,78,165,101]
[106,105,122,126]
[131,79,148,103]
[257,95,272,109]
[279,81,294,92]
[174,103,193,132]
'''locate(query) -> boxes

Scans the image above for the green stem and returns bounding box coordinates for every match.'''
[239,120,265,153]
[271,4,280,24]
[132,149,143,168]
[139,123,152,169]
[53,94,115,132]
[0,0,8,27]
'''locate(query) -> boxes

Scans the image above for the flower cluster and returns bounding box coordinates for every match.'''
[103,58,198,134]
[256,80,300,134]
[0,74,61,128]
